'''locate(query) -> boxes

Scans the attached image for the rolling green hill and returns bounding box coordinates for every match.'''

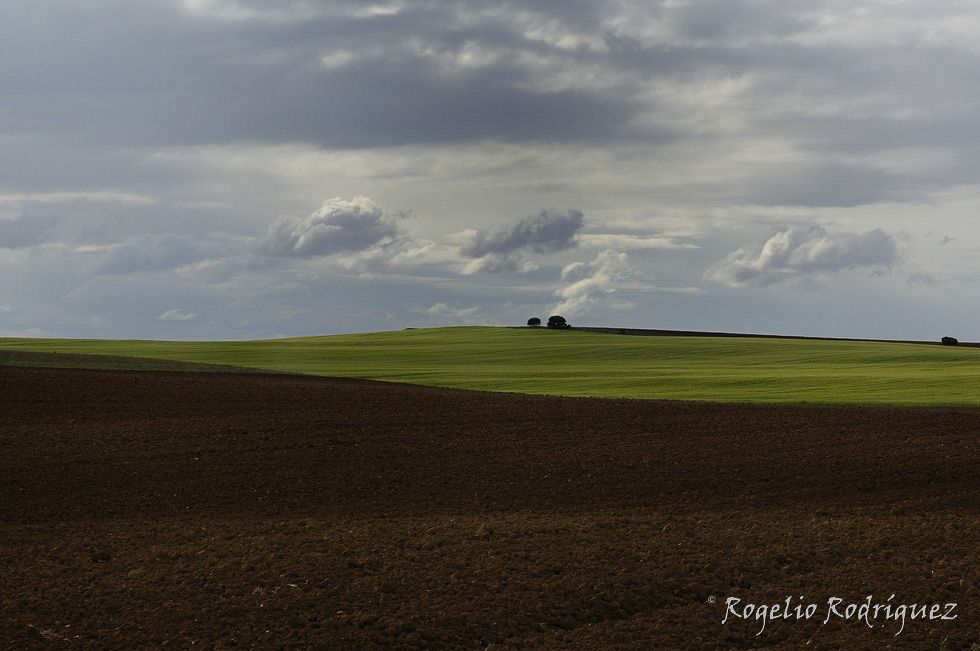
[2,326,979,405]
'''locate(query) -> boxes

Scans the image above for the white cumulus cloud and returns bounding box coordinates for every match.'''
[552,249,635,316]
[264,196,402,257]
[705,225,899,287]
[424,302,483,325]
[158,308,196,321]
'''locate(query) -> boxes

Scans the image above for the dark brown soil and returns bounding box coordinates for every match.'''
[1,366,977,649]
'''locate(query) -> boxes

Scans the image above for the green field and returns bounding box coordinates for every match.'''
[3,326,980,406]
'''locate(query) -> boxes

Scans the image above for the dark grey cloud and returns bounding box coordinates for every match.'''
[0,214,62,248]
[194,2,642,148]
[5,0,977,181]
[264,197,401,257]
[460,209,584,274]
[705,225,899,287]
[292,69,637,148]
[463,209,584,258]
[0,0,641,149]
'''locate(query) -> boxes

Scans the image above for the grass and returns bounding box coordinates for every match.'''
[3,326,980,406]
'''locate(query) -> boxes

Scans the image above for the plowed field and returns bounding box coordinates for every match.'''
[1,366,977,649]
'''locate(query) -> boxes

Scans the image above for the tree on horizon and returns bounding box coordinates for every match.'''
[547,315,569,329]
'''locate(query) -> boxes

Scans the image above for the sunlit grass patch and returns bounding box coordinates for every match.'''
[3,326,980,406]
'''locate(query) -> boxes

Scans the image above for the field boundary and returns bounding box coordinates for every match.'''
[569,326,978,346]
[0,349,291,374]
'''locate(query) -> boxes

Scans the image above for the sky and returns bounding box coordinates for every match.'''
[3,0,980,341]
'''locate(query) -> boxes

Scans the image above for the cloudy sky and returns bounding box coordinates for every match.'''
[3,0,980,340]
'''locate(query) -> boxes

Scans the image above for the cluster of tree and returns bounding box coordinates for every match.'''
[941,336,959,346]
[527,316,569,329]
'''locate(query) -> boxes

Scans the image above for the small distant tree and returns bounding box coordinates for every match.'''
[547,315,569,329]
[941,336,959,346]
[527,317,541,327]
